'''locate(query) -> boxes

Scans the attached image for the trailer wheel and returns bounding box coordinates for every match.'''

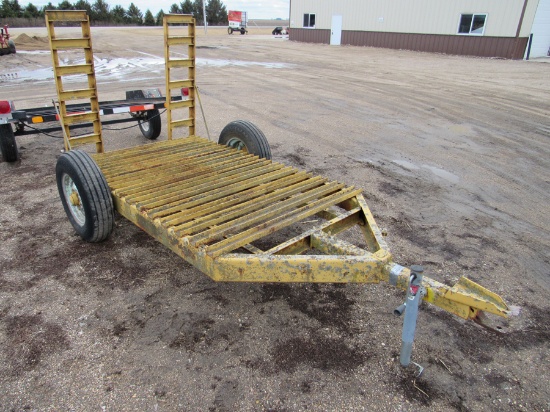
[219,120,272,160]
[0,124,18,162]
[138,109,162,140]
[56,150,114,243]
[240,28,246,35]
[228,27,233,35]
[8,40,15,54]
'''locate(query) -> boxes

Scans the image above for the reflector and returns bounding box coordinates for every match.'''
[0,101,11,114]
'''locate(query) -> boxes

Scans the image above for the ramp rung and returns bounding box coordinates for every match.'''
[56,64,94,76]
[68,133,102,146]
[64,112,99,125]
[170,118,194,129]
[168,80,193,91]
[167,36,194,46]
[59,88,96,101]
[164,14,194,24]
[170,99,194,110]
[46,10,88,21]
[51,38,90,49]
[168,59,194,69]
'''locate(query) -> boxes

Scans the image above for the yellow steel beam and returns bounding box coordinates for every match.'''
[386,264,509,319]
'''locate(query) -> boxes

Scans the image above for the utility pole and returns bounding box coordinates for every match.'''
[203,0,207,34]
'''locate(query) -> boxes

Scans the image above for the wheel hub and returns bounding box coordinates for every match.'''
[226,137,249,154]
[62,173,85,226]
[70,191,81,207]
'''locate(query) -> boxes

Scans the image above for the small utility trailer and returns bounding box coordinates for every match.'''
[227,10,248,35]
[0,89,187,163]
[46,11,511,366]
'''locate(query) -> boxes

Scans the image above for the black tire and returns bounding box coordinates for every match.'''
[8,40,15,54]
[56,150,114,243]
[138,109,161,140]
[219,120,271,160]
[240,28,246,35]
[228,27,233,35]
[0,124,18,162]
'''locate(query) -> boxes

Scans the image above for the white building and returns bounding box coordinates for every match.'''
[289,0,550,59]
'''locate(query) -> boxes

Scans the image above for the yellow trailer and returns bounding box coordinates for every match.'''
[46,11,510,366]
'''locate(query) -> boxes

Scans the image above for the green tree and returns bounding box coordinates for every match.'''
[40,1,57,15]
[180,0,192,14]
[143,9,154,25]
[168,3,179,13]
[42,2,57,12]
[23,2,40,17]
[155,9,164,25]
[1,0,23,17]
[73,0,91,15]
[206,0,226,25]
[126,2,142,25]
[111,4,125,23]
[91,0,110,22]
[192,0,203,23]
[57,0,73,10]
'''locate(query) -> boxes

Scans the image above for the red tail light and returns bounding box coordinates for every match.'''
[182,88,189,97]
[0,101,12,114]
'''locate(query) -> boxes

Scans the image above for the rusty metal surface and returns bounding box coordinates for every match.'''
[93,136,368,260]
[92,136,510,320]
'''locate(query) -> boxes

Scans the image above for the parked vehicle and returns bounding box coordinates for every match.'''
[227,10,248,35]
[0,24,16,55]
[0,89,187,162]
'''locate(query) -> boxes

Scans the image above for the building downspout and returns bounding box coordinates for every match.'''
[513,0,529,58]
[289,0,292,40]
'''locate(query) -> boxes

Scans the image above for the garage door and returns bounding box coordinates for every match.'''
[529,0,550,58]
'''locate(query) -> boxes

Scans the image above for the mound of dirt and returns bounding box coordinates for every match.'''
[13,33,50,51]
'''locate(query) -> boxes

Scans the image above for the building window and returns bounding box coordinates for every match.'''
[303,13,315,28]
[458,14,487,35]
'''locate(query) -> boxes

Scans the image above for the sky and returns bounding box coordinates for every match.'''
[31,0,290,20]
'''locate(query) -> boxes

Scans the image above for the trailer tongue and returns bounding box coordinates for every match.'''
[46,11,511,367]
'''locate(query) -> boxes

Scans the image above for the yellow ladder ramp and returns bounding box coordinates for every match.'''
[46,10,103,153]
[164,14,196,140]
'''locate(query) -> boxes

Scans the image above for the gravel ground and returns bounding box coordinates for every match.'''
[0,26,549,411]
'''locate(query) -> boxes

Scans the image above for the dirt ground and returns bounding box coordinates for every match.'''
[1,26,549,411]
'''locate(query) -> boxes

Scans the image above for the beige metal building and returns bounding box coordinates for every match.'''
[289,0,550,59]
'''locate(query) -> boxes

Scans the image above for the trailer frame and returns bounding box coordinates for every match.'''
[46,11,511,366]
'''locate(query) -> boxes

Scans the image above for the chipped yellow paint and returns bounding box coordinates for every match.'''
[67,11,510,323]
[92,136,509,321]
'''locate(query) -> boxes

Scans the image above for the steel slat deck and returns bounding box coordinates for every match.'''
[94,137,360,257]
